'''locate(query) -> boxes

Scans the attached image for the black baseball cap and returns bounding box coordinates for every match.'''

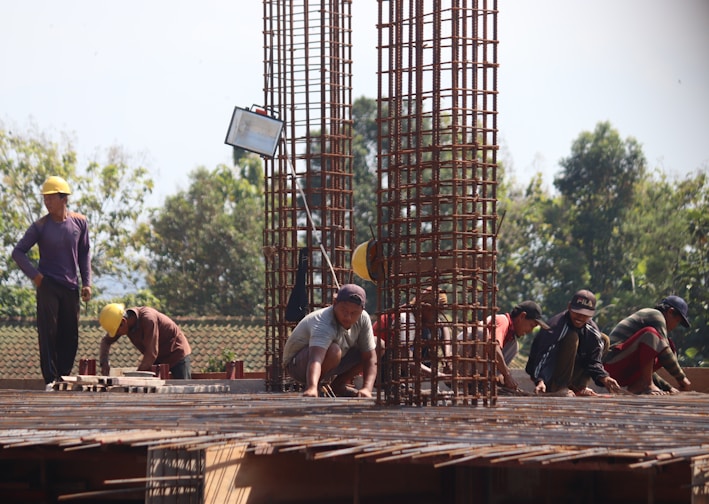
[662,295,690,328]
[569,289,596,316]
[515,300,550,330]
[335,284,366,308]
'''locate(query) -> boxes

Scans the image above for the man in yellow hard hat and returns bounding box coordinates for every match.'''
[98,303,192,379]
[12,176,92,385]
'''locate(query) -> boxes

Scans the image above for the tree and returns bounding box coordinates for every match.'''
[554,121,646,301]
[0,125,153,317]
[73,147,154,289]
[352,96,380,247]
[146,163,265,316]
[677,171,709,366]
[0,125,78,289]
[349,97,382,307]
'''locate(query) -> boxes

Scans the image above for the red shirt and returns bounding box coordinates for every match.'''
[491,313,518,366]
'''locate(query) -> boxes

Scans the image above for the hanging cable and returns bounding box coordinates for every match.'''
[282,137,341,290]
[264,7,340,290]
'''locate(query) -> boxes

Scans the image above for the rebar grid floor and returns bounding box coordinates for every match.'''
[2,390,708,470]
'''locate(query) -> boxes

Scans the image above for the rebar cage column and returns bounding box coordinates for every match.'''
[262,0,355,391]
[376,0,500,406]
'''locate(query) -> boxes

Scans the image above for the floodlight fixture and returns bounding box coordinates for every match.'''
[224,105,284,158]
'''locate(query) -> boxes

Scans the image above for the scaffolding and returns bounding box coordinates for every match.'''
[263,0,500,405]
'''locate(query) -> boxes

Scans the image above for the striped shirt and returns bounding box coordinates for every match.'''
[607,308,685,387]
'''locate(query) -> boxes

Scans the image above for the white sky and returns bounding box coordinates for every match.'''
[1,0,707,205]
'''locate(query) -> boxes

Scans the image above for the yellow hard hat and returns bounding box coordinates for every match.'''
[99,303,125,337]
[41,176,72,195]
[352,241,372,281]
[352,239,385,282]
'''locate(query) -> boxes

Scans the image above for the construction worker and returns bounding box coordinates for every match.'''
[489,300,550,390]
[400,288,452,376]
[526,290,621,396]
[603,296,692,395]
[98,304,192,379]
[373,288,452,379]
[282,284,377,397]
[12,176,92,385]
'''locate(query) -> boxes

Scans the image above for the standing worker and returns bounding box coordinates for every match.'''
[12,176,92,385]
[98,304,192,379]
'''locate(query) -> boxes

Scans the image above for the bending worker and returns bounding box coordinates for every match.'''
[526,289,620,396]
[603,296,692,395]
[98,303,192,379]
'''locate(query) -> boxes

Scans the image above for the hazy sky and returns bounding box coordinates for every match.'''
[1,1,707,205]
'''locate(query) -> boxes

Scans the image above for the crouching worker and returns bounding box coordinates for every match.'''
[526,290,620,396]
[98,303,192,379]
[283,284,377,398]
[491,301,550,390]
[603,296,691,395]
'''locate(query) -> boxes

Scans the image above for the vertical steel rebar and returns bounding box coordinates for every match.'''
[263,0,354,391]
[261,0,499,405]
[376,0,499,406]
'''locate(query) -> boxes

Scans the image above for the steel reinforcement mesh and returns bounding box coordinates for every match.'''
[375,0,500,406]
[262,0,355,391]
[262,0,500,405]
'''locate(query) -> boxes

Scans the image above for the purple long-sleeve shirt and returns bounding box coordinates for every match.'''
[12,212,91,290]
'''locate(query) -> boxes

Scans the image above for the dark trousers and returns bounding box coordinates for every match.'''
[170,355,192,379]
[547,331,582,392]
[548,331,610,392]
[36,277,80,384]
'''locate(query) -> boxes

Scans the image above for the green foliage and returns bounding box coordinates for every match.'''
[0,285,35,318]
[104,290,164,313]
[4,113,708,368]
[0,125,79,287]
[73,148,154,286]
[146,163,265,316]
[204,349,237,373]
[497,121,709,366]
[351,97,382,309]
[352,96,380,246]
[554,121,646,300]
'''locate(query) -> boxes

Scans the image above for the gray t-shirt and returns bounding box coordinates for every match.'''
[282,305,375,365]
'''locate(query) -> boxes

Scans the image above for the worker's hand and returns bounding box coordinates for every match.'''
[534,380,546,394]
[302,385,319,397]
[81,286,92,302]
[33,273,43,288]
[501,373,518,390]
[602,376,621,394]
[356,388,372,398]
[678,377,691,391]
